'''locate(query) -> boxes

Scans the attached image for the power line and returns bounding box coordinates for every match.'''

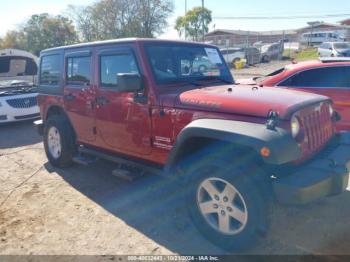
[213,13,350,20]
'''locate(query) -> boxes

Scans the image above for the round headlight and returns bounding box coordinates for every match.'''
[291,115,300,138]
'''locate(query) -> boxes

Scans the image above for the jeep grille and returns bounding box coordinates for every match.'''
[298,102,334,159]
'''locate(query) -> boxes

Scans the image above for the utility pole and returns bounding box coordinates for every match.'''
[184,0,187,40]
[202,0,205,42]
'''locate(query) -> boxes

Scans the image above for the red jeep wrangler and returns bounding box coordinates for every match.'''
[35,39,350,251]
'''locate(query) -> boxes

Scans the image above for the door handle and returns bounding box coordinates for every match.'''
[95,96,109,106]
[64,94,75,102]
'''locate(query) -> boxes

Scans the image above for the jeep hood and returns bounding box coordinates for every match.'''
[175,85,329,120]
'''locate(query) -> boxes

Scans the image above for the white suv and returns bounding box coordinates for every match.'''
[318,42,350,57]
[0,49,39,123]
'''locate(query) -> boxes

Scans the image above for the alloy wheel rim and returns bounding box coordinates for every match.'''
[196,177,248,235]
[47,126,62,159]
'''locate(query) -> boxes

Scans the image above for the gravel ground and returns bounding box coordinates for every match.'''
[0,62,349,255]
[232,60,290,79]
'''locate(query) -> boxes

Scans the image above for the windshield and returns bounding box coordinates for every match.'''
[334,43,350,50]
[144,43,233,85]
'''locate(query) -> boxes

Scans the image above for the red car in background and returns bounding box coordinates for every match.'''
[243,58,350,131]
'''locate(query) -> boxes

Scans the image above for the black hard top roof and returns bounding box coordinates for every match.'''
[41,38,216,54]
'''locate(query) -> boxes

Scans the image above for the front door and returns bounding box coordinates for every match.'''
[94,47,152,156]
[63,50,96,143]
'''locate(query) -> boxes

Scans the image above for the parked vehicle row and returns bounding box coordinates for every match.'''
[220,47,261,66]
[220,41,284,68]
[33,39,350,252]
[0,49,40,123]
[318,42,350,57]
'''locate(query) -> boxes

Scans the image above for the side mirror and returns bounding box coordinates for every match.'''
[117,73,142,92]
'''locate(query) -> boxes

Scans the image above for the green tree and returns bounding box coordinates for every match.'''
[23,13,78,55]
[0,30,27,50]
[175,7,212,41]
[68,0,173,42]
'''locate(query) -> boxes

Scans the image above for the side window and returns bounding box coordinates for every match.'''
[279,67,349,88]
[40,55,61,86]
[100,53,139,89]
[67,56,91,86]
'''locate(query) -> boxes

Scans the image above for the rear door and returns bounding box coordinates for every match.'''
[278,66,350,131]
[63,49,96,143]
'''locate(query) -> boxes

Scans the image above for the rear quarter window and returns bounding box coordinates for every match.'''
[40,54,61,86]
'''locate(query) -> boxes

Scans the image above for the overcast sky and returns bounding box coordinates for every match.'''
[1,0,350,39]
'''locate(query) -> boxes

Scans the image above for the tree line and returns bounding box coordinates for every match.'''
[0,0,174,55]
[0,0,212,55]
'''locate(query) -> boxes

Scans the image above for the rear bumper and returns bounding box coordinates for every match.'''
[273,132,350,205]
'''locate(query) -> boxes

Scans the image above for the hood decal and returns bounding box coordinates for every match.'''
[175,85,330,119]
[181,98,221,109]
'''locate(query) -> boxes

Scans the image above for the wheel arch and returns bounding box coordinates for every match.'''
[164,119,301,175]
[45,105,77,140]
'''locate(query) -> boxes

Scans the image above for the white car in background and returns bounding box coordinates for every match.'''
[318,42,350,57]
[220,48,246,66]
[0,49,39,123]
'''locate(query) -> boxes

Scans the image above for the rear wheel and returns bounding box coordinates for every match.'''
[44,115,76,168]
[186,161,270,251]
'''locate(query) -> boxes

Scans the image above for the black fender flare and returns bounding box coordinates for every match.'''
[164,119,301,173]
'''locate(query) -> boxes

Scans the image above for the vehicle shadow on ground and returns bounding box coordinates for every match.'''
[0,120,41,149]
[48,160,350,255]
[47,160,229,255]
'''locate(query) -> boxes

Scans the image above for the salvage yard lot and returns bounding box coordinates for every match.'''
[1,62,350,255]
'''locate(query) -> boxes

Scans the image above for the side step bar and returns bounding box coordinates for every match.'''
[72,155,98,166]
[78,146,163,176]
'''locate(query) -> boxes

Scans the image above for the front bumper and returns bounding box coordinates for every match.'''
[273,132,350,205]
[0,94,40,123]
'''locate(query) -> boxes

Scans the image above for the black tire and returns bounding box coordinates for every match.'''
[186,161,270,251]
[43,115,76,168]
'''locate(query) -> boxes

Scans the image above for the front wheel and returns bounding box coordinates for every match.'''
[187,163,269,251]
[43,115,76,168]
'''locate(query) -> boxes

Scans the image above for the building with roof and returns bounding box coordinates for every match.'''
[204,29,297,48]
[340,19,350,26]
[205,21,350,48]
